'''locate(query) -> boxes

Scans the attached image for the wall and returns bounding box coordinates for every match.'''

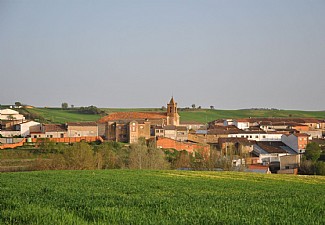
[30,136,103,143]
[0,130,21,137]
[20,121,41,137]
[67,125,98,137]
[0,138,26,149]
[156,137,210,157]
[280,155,300,170]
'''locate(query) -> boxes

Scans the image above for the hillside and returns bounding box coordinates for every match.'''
[0,170,324,224]
[22,107,325,124]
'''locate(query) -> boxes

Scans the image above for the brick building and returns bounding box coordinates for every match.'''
[98,97,181,143]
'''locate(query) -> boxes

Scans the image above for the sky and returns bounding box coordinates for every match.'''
[1,0,324,110]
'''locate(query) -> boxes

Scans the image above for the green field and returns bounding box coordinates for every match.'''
[23,107,325,124]
[25,108,101,123]
[0,170,324,224]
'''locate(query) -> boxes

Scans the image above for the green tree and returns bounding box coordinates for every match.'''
[64,142,96,170]
[305,142,321,162]
[15,102,22,107]
[61,102,68,109]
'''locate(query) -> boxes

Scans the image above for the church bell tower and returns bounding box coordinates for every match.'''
[167,97,179,126]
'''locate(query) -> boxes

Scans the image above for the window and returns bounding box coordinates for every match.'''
[255,135,258,138]
[262,135,266,138]
[140,126,144,129]
[250,135,252,138]
[50,135,53,138]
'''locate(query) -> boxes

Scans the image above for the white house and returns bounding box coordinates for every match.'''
[233,119,250,130]
[0,109,25,121]
[228,132,283,142]
[15,121,41,137]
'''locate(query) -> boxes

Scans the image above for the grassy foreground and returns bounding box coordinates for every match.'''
[1,170,325,224]
[24,107,325,124]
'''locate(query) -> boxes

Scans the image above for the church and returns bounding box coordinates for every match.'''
[98,97,181,143]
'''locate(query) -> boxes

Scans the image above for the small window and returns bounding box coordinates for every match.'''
[263,135,266,138]
[255,135,258,138]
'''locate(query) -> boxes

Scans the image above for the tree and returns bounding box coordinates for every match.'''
[191,104,196,109]
[210,106,214,110]
[61,102,68,109]
[129,138,148,169]
[305,142,321,162]
[15,102,22,107]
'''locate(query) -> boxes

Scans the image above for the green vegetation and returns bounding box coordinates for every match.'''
[179,109,325,123]
[24,108,101,123]
[0,170,324,224]
[21,107,324,124]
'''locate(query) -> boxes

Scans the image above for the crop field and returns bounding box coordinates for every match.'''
[24,107,325,124]
[1,170,324,224]
[25,108,101,123]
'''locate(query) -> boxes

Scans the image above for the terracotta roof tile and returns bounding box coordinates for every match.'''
[98,112,167,123]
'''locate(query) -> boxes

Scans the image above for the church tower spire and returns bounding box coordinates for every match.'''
[167,97,179,125]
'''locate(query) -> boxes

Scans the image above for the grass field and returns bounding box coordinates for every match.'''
[25,108,101,123]
[24,107,325,124]
[0,170,324,224]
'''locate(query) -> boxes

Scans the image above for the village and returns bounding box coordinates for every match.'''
[1,97,324,174]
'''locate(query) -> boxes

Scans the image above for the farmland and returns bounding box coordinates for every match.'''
[23,107,325,124]
[1,170,325,224]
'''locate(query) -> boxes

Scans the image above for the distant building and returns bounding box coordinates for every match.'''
[98,97,181,143]
[281,133,309,154]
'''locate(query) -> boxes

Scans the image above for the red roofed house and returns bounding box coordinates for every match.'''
[98,97,180,143]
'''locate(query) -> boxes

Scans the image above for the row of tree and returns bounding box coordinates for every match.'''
[31,139,233,171]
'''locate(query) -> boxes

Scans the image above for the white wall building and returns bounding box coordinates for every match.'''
[0,109,25,121]
[233,119,250,130]
[15,121,41,137]
[228,132,283,142]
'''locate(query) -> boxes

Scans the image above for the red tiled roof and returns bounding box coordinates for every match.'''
[248,165,269,170]
[67,122,97,126]
[98,112,167,123]
[43,124,67,132]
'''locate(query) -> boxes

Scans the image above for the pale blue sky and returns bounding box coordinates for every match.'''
[1,0,324,110]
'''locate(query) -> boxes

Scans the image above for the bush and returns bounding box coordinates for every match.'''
[316,161,325,175]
